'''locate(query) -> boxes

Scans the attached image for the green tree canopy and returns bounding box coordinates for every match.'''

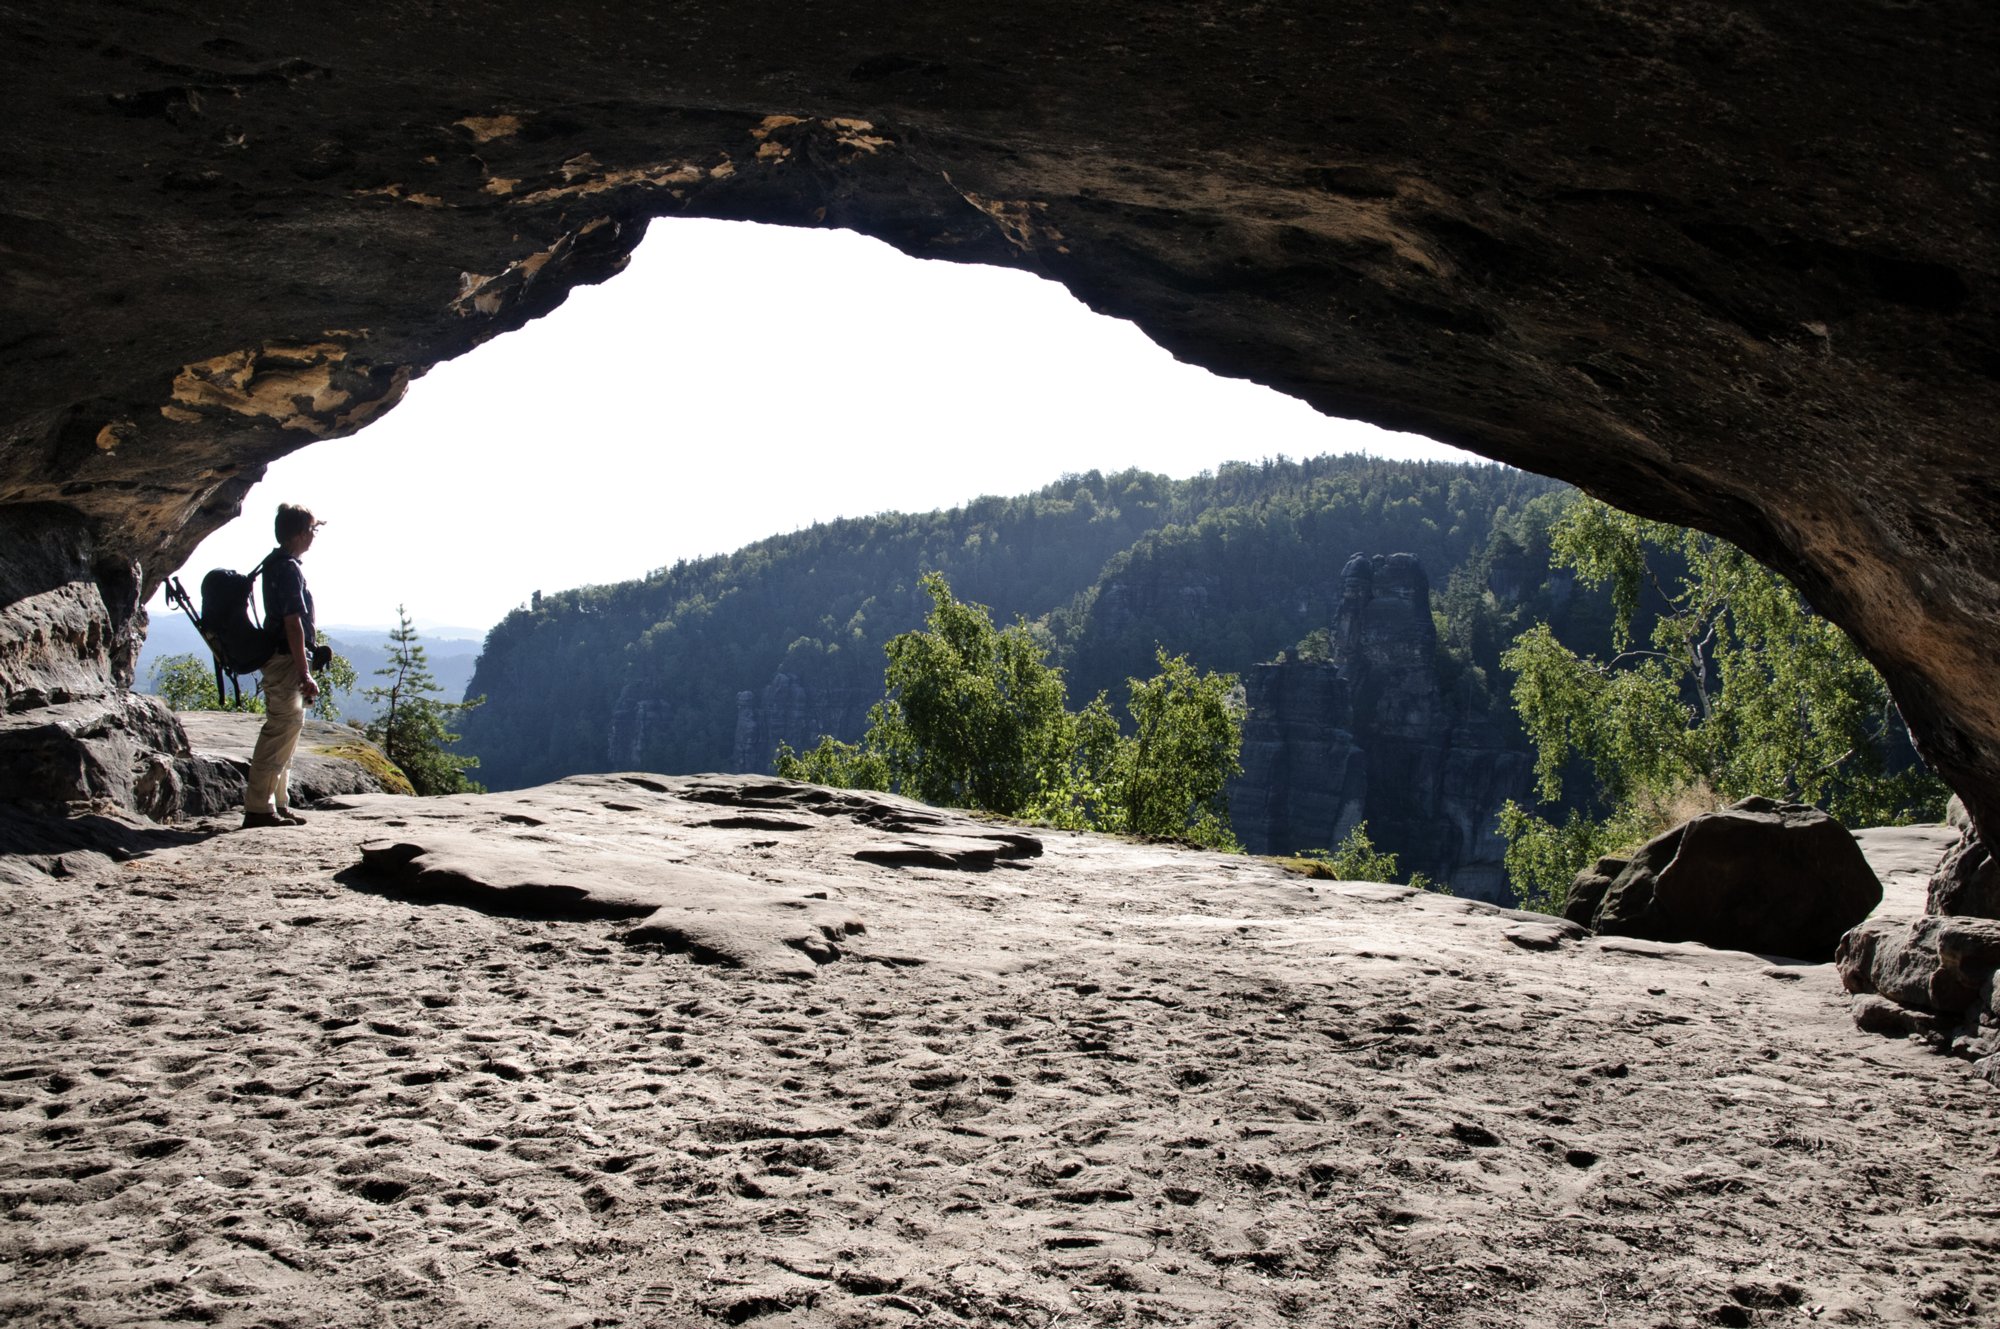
[1112,649,1243,846]
[1500,498,1946,911]
[150,653,256,714]
[149,638,356,721]
[1286,820,1435,888]
[868,572,1076,816]
[777,573,1244,849]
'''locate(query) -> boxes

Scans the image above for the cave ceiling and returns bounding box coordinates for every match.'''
[3,2,1997,829]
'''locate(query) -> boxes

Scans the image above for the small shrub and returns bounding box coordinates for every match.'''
[1292,821,1404,884]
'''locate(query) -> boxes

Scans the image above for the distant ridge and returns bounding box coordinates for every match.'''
[459,455,1592,803]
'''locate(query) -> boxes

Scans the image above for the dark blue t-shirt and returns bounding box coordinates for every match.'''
[262,550,315,656]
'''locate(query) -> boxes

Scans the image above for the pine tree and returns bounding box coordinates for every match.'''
[364,606,486,795]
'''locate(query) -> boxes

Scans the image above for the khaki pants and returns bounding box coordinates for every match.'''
[245,653,305,815]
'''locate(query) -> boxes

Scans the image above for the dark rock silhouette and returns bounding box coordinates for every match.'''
[1562,856,1630,929]
[1928,797,2000,919]
[1228,553,1531,901]
[1583,797,1882,962]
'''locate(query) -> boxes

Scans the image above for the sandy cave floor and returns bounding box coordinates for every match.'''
[0,775,1995,1329]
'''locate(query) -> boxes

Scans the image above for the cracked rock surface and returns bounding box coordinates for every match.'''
[0,776,1993,1327]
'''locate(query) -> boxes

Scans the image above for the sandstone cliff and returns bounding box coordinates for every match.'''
[725,673,882,776]
[1227,553,1533,900]
[466,460,1564,791]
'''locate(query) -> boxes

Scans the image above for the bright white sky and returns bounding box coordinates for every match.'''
[151,218,1476,637]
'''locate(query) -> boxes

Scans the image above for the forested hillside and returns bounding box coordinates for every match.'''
[461,457,1580,791]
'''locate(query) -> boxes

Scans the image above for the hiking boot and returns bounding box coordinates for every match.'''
[275,808,307,825]
[240,811,292,830]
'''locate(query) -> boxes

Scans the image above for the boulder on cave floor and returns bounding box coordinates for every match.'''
[1563,854,1628,929]
[1836,814,2000,1076]
[0,691,190,819]
[1838,913,2000,1080]
[0,694,403,821]
[1586,797,1881,962]
[1837,914,2000,1013]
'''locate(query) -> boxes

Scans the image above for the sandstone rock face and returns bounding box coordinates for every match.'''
[1839,913,2000,1082]
[4,5,2000,855]
[0,505,203,820]
[1975,975,2000,1085]
[0,693,397,821]
[1927,799,2000,919]
[350,772,1039,975]
[1834,822,2000,1069]
[1227,553,1532,901]
[0,463,327,797]
[174,711,404,810]
[1563,856,1630,929]
[1587,797,1882,961]
[726,673,881,775]
[1837,915,2000,1015]
[1928,833,2000,918]
[1228,661,1366,859]
[0,507,145,706]
[1946,795,1974,838]
[0,693,192,821]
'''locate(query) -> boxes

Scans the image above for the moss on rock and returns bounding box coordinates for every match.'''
[310,743,414,797]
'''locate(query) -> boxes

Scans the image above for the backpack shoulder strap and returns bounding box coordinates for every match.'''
[248,553,273,630]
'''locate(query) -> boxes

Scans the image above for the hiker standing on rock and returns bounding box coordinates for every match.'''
[242,503,323,830]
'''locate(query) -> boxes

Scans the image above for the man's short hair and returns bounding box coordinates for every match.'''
[275,503,317,542]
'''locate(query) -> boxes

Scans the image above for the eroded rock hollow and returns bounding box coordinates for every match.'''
[3,5,1996,855]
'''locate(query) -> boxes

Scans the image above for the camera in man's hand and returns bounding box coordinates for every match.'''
[310,643,333,672]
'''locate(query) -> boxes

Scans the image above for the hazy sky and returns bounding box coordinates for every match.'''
[153,218,1475,637]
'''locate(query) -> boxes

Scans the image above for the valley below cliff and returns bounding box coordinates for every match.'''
[459,457,1593,897]
[1,776,1992,1328]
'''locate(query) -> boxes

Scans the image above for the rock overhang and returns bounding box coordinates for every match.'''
[2,3,1997,836]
